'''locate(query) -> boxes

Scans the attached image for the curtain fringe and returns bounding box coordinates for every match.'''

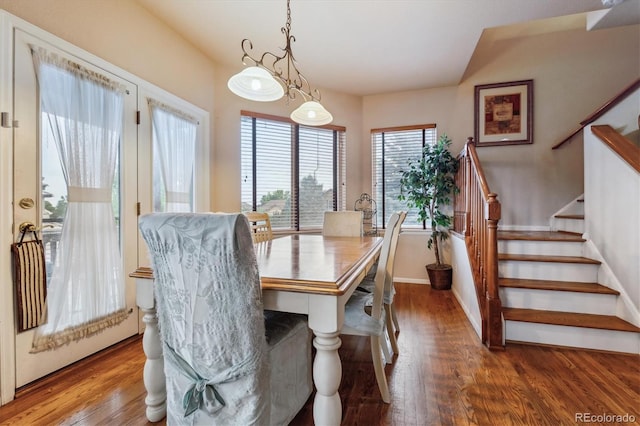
[30,308,130,353]
[148,97,199,124]
[30,44,127,93]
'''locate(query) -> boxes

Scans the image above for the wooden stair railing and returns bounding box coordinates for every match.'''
[591,125,640,173]
[453,137,503,350]
[552,78,640,150]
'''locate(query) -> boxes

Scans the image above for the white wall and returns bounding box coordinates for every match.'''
[584,88,640,320]
[394,231,435,283]
[463,24,639,228]
[451,235,482,337]
[0,0,217,113]
[364,22,639,282]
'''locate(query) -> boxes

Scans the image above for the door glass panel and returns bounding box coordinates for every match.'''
[149,103,196,213]
[31,49,127,345]
[41,124,66,277]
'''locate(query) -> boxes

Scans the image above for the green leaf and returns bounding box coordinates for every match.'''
[398,133,459,265]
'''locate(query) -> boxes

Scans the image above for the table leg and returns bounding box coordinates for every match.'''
[312,330,343,425]
[141,305,166,422]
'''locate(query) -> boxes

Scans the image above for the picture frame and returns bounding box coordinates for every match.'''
[474,79,533,147]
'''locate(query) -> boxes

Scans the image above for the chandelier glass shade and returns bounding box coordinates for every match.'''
[227,66,285,102]
[290,101,333,126]
[227,0,333,126]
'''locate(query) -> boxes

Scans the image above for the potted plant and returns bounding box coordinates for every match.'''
[398,134,459,290]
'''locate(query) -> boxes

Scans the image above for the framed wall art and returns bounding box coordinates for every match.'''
[474,79,533,147]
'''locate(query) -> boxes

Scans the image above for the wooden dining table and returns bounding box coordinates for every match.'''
[130,233,382,426]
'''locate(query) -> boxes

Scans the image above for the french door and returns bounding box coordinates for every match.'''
[12,30,139,387]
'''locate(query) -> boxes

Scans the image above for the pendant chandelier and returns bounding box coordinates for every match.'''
[227,0,333,126]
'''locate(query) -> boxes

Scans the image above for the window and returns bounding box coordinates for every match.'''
[372,124,437,228]
[137,87,210,224]
[241,111,346,231]
[149,99,198,213]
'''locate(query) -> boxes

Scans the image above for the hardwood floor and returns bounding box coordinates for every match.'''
[0,283,637,425]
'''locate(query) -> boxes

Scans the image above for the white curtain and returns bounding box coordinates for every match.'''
[149,100,197,212]
[30,46,128,352]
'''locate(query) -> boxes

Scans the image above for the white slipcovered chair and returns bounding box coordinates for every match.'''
[139,213,312,425]
[322,211,363,237]
[341,212,401,403]
[357,211,407,356]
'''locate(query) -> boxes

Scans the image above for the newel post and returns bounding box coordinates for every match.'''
[464,137,473,237]
[484,193,503,349]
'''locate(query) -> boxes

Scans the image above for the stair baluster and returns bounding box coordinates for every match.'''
[454,137,503,349]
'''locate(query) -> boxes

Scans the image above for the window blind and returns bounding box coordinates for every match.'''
[241,112,346,231]
[372,125,436,228]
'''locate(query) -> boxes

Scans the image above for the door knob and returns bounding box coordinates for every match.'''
[19,221,37,233]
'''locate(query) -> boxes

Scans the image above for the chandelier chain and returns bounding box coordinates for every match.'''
[286,0,291,33]
[239,0,321,103]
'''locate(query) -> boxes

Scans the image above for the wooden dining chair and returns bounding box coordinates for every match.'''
[341,212,401,403]
[322,211,363,237]
[244,211,273,243]
[138,213,311,425]
[358,211,407,357]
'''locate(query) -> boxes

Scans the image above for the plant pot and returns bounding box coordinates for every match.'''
[426,263,452,290]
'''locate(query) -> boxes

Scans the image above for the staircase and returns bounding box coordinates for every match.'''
[498,200,640,354]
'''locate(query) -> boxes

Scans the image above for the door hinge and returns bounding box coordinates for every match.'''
[2,112,20,128]
[136,202,141,216]
[136,110,140,125]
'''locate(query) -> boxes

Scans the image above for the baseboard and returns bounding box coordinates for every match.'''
[451,287,482,339]
[395,277,429,285]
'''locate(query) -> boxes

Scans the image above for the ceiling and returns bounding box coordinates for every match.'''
[135,0,631,97]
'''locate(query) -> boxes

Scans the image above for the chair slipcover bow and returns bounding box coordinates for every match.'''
[164,342,226,417]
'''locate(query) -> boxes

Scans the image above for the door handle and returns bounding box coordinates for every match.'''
[19,221,37,233]
[18,222,54,233]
